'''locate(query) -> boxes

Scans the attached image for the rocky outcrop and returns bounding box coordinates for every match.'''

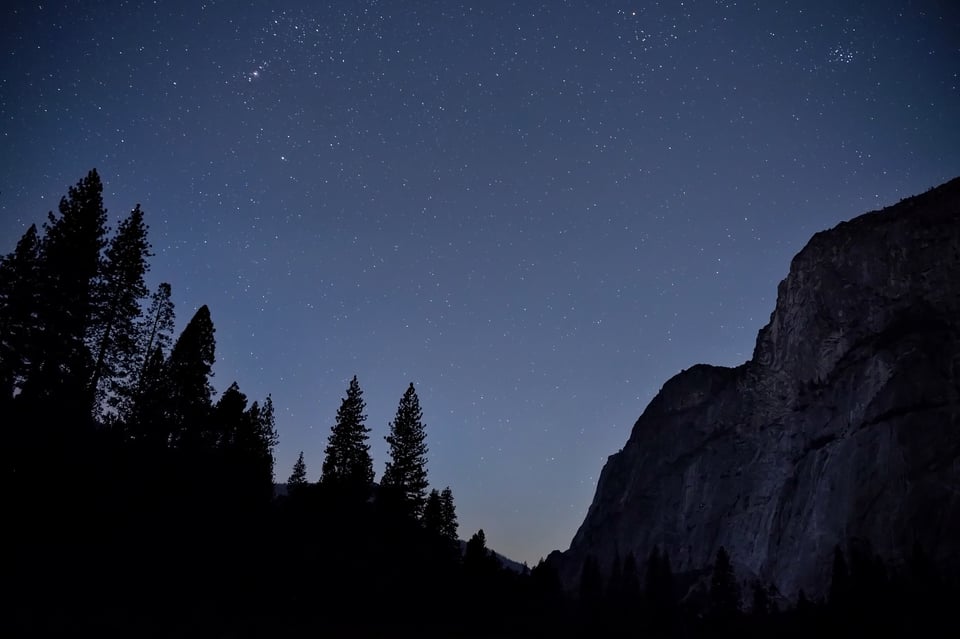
[558,177,960,599]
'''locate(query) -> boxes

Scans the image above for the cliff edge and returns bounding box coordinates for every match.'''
[559,177,960,599]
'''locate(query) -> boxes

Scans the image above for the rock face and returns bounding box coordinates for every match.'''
[559,177,960,599]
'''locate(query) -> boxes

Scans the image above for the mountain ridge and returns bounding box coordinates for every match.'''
[556,177,960,598]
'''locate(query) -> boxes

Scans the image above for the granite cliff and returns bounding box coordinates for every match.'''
[558,177,960,599]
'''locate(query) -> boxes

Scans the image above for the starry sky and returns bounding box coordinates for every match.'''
[2,0,959,566]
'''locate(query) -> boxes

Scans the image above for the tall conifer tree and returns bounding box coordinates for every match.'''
[166,305,216,449]
[138,283,175,373]
[212,383,277,503]
[126,345,170,447]
[118,282,175,420]
[88,204,151,411]
[246,395,278,489]
[25,169,108,408]
[439,486,458,543]
[0,224,41,401]
[0,225,42,475]
[464,529,491,570]
[321,375,373,490]
[382,382,429,518]
[213,381,248,449]
[424,488,443,534]
[287,451,308,493]
[424,486,459,545]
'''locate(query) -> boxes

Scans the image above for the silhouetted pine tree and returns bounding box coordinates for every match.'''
[210,387,278,505]
[137,283,175,375]
[709,546,740,621]
[24,169,108,413]
[464,528,499,574]
[244,395,278,496]
[0,224,41,403]
[125,345,170,447]
[424,488,443,532]
[439,486,458,543]
[423,485,459,566]
[421,488,443,537]
[288,451,308,495]
[321,375,373,492]
[211,381,250,498]
[166,305,216,450]
[116,283,175,425]
[462,528,503,624]
[213,382,248,447]
[382,382,429,518]
[0,225,42,480]
[88,204,151,413]
[465,529,488,562]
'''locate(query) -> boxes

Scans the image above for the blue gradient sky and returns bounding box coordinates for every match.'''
[2,0,958,565]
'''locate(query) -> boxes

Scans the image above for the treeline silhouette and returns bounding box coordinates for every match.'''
[569,539,957,638]
[0,169,553,636]
[2,170,955,636]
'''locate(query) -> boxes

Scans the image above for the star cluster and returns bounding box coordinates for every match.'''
[2,0,958,565]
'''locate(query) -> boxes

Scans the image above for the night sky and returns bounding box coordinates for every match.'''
[2,1,958,566]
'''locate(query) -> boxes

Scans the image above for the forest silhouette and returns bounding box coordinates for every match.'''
[3,170,954,636]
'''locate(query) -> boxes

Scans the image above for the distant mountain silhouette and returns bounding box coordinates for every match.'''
[457,539,527,573]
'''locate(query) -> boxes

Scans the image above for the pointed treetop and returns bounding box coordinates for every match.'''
[166,305,217,447]
[382,381,429,518]
[321,374,373,489]
[0,223,42,397]
[439,486,458,541]
[88,202,153,410]
[288,451,308,492]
